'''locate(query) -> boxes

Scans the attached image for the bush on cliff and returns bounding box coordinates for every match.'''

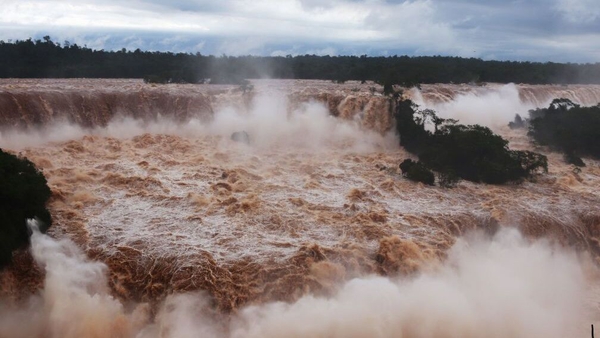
[395,98,548,185]
[143,70,201,84]
[399,159,435,185]
[528,98,600,163]
[143,74,170,84]
[508,114,526,129]
[0,149,52,267]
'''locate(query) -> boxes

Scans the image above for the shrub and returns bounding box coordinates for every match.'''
[238,79,254,93]
[564,152,585,167]
[438,170,460,188]
[0,149,52,267]
[399,159,435,185]
[143,70,200,84]
[143,73,170,84]
[508,114,526,129]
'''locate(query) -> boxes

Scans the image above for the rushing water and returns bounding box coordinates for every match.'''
[0,79,599,337]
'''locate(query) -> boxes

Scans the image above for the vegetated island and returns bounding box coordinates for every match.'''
[394,96,548,186]
[510,99,600,167]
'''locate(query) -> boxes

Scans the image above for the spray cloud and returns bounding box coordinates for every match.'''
[0,222,592,338]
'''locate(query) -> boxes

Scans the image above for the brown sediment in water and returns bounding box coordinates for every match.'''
[2,129,599,311]
[376,236,437,275]
[409,82,600,106]
[0,79,599,315]
[0,81,214,128]
[4,79,600,134]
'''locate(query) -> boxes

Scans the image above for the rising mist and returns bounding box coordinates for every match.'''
[0,80,599,337]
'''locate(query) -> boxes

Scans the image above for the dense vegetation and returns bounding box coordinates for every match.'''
[1,37,600,84]
[0,149,52,267]
[395,98,548,185]
[527,99,600,165]
[399,159,435,185]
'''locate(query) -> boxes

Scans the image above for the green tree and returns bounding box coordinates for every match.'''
[394,98,548,185]
[528,98,600,163]
[399,159,435,185]
[0,149,52,267]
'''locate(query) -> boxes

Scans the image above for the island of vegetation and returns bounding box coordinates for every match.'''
[509,99,600,167]
[396,98,548,186]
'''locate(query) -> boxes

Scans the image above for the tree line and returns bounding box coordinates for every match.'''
[1,37,600,84]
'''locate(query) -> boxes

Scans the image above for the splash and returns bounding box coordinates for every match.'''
[0,79,600,336]
[225,230,588,338]
[409,83,600,128]
[0,223,594,337]
[413,84,533,127]
[3,79,600,134]
[1,82,599,306]
[0,220,148,338]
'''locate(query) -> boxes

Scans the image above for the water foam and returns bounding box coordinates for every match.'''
[1,81,600,336]
[0,223,593,337]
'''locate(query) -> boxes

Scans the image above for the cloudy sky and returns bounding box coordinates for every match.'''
[1,0,599,62]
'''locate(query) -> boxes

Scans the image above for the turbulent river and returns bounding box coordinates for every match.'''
[0,79,600,337]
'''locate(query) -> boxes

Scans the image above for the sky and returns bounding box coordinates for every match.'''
[1,0,599,62]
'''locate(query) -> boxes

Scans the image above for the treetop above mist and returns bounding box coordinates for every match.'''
[395,98,548,186]
[526,99,600,165]
[1,37,600,85]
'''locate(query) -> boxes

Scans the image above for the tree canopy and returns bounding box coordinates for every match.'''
[399,159,435,185]
[527,99,600,165]
[395,98,548,185]
[1,37,600,84]
[0,149,52,267]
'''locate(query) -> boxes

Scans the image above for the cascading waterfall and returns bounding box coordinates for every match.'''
[0,79,599,337]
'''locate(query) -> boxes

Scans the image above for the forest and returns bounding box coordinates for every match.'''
[1,37,600,85]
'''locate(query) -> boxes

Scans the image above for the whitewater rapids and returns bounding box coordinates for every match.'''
[0,79,599,337]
